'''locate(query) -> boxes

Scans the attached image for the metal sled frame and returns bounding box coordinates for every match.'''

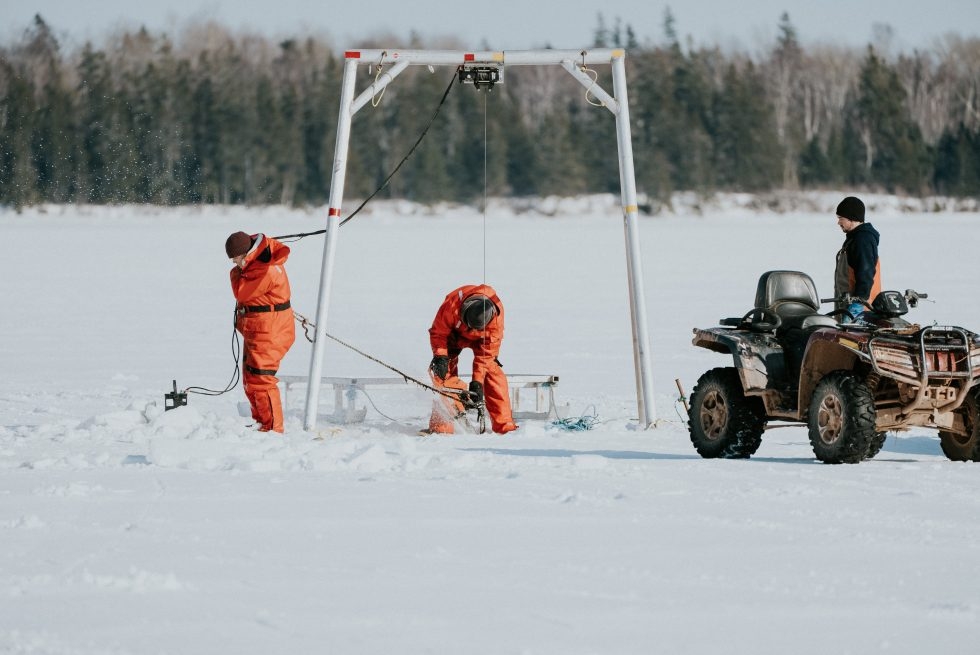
[303,48,656,429]
[284,374,567,425]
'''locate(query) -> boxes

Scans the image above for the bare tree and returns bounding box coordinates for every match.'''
[798,45,860,147]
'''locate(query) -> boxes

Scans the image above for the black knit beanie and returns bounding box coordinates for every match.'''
[461,295,496,330]
[836,196,865,222]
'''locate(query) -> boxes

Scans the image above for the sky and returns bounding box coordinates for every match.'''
[3,0,979,52]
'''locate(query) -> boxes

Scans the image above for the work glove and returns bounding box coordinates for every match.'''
[846,301,866,322]
[429,355,449,379]
[468,380,484,407]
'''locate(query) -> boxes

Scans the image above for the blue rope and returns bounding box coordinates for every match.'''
[548,406,599,431]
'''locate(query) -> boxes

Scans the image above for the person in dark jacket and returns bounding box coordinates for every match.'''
[833,196,881,322]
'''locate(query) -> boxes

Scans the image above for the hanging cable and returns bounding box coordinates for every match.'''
[482,89,488,285]
[182,309,242,396]
[274,68,460,242]
[356,387,402,423]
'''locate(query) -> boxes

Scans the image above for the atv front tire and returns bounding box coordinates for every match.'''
[807,372,877,464]
[939,391,980,462]
[688,367,766,458]
[865,432,888,460]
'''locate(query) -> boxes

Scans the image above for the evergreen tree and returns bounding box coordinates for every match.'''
[0,57,39,207]
[270,40,308,205]
[933,125,980,195]
[711,61,781,191]
[854,46,931,192]
[23,15,75,203]
[770,12,803,187]
[798,137,832,186]
[397,68,453,203]
[170,59,198,203]
[76,44,111,202]
[188,65,219,203]
[449,82,489,202]
[296,44,338,205]
[500,84,537,196]
[629,48,674,202]
[536,103,590,197]
[447,83,510,203]
[668,46,716,191]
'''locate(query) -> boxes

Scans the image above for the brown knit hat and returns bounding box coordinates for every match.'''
[225,231,253,258]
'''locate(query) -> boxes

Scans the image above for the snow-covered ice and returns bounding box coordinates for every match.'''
[2,196,980,654]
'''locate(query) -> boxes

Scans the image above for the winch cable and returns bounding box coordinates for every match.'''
[274,67,461,242]
[482,89,488,286]
[294,311,471,404]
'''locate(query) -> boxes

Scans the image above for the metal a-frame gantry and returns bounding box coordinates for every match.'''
[303,48,657,430]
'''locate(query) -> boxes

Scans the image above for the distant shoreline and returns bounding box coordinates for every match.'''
[4,191,979,219]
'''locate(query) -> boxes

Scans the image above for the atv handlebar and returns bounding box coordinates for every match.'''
[819,294,870,308]
[820,289,928,308]
[905,289,928,308]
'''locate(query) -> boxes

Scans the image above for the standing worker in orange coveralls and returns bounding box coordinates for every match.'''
[427,284,519,435]
[226,231,296,433]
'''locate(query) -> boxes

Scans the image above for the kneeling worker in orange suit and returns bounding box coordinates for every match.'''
[428,284,519,434]
[226,231,296,433]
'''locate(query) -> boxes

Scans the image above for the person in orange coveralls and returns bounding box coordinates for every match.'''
[427,284,518,435]
[226,231,296,433]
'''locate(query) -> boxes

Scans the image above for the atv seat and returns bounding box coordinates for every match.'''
[755,271,837,387]
[754,270,837,332]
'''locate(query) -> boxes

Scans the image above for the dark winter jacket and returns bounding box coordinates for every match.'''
[834,222,881,302]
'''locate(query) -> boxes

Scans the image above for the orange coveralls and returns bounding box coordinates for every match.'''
[428,284,517,434]
[230,234,296,433]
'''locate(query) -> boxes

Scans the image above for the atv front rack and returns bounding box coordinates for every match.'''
[869,326,975,415]
[870,326,973,384]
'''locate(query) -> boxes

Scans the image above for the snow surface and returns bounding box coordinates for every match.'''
[3,195,980,654]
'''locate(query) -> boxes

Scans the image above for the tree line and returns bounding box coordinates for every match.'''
[1,13,979,209]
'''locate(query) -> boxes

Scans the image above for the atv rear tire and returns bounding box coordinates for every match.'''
[688,367,766,459]
[939,391,980,462]
[807,372,877,464]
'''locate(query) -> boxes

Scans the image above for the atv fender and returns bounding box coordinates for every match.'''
[692,327,786,394]
[797,330,863,409]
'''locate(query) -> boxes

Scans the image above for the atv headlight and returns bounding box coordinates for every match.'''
[871,343,916,375]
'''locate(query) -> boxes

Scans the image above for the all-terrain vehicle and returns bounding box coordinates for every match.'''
[688,270,980,463]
